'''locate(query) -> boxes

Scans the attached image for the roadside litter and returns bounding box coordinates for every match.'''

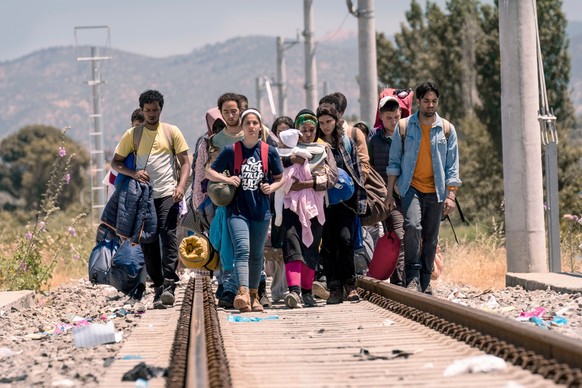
[443,355,506,377]
[227,315,279,322]
[121,362,167,381]
[72,321,122,348]
[354,348,420,361]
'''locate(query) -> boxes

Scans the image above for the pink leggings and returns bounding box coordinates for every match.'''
[285,261,315,290]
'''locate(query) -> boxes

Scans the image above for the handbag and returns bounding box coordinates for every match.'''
[349,127,389,226]
[360,167,389,226]
[207,171,236,207]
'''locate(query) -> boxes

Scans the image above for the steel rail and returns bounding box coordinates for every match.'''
[357,276,582,370]
[186,276,210,387]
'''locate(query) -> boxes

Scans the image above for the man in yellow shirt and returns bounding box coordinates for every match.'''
[384,82,461,294]
[112,90,190,308]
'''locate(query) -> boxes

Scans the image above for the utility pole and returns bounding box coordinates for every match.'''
[303,0,318,111]
[275,35,299,117]
[499,1,547,273]
[256,77,263,112]
[533,3,561,272]
[75,26,111,227]
[347,0,378,125]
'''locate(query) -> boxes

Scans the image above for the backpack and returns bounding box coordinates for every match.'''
[89,224,120,285]
[374,88,415,128]
[88,224,146,295]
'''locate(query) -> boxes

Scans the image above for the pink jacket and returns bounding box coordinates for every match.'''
[283,161,325,247]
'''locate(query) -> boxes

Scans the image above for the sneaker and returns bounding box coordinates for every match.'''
[215,284,224,299]
[161,280,176,306]
[406,278,421,292]
[312,281,330,300]
[153,286,167,310]
[302,293,317,307]
[345,285,360,302]
[284,291,303,309]
[326,288,344,305]
[258,280,271,307]
[218,291,235,309]
[423,284,433,295]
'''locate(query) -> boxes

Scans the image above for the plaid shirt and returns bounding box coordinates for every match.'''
[338,137,367,215]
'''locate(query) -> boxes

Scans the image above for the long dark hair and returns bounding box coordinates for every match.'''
[316,105,343,149]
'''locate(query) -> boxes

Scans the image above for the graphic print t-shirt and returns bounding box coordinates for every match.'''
[211,141,283,221]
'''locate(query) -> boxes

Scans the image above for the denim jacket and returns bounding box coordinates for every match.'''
[386,112,461,202]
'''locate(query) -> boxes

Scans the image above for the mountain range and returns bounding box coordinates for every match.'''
[2,22,582,155]
[0,35,359,155]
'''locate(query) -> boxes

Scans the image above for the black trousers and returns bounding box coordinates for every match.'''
[140,195,180,287]
[321,203,356,289]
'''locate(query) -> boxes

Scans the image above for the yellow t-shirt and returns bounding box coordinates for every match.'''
[116,123,189,199]
[411,123,436,193]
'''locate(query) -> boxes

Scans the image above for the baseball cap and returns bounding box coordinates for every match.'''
[378,95,399,110]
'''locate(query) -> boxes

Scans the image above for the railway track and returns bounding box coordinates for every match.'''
[166,275,582,387]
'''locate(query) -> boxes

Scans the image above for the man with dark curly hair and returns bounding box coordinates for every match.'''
[112,89,190,309]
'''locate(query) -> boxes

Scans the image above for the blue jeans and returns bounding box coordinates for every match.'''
[227,213,270,289]
[401,187,443,291]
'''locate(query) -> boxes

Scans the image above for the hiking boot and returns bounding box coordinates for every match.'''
[345,285,360,302]
[284,291,303,309]
[302,293,317,308]
[160,280,176,306]
[326,288,344,305]
[258,280,271,307]
[218,291,235,309]
[153,286,167,309]
[312,281,330,300]
[406,278,422,292]
[233,287,251,313]
[249,289,264,312]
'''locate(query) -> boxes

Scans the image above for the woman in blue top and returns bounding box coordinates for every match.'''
[207,108,285,313]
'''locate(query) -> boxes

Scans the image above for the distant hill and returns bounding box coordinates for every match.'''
[0,35,359,155]
[1,28,581,157]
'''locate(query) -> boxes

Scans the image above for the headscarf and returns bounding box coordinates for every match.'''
[205,107,224,136]
[294,109,318,130]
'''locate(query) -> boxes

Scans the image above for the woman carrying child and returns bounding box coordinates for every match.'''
[279,109,338,308]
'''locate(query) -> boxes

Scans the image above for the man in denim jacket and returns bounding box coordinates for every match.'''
[384,82,461,294]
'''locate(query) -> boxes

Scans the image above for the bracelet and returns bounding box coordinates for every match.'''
[446,197,455,201]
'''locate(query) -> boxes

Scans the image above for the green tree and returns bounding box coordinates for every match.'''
[0,125,89,211]
[377,0,582,219]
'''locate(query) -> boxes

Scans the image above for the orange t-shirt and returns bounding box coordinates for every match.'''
[411,123,435,193]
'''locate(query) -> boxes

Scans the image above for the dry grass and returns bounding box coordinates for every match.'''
[437,239,507,290]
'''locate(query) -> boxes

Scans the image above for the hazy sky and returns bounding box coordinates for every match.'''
[2,0,580,63]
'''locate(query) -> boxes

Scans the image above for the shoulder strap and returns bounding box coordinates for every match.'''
[442,118,451,140]
[233,141,243,175]
[350,126,358,142]
[161,123,175,154]
[260,141,269,174]
[132,125,144,154]
[398,117,410,149]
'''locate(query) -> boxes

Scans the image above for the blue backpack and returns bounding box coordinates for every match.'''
[88,224,145,296]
